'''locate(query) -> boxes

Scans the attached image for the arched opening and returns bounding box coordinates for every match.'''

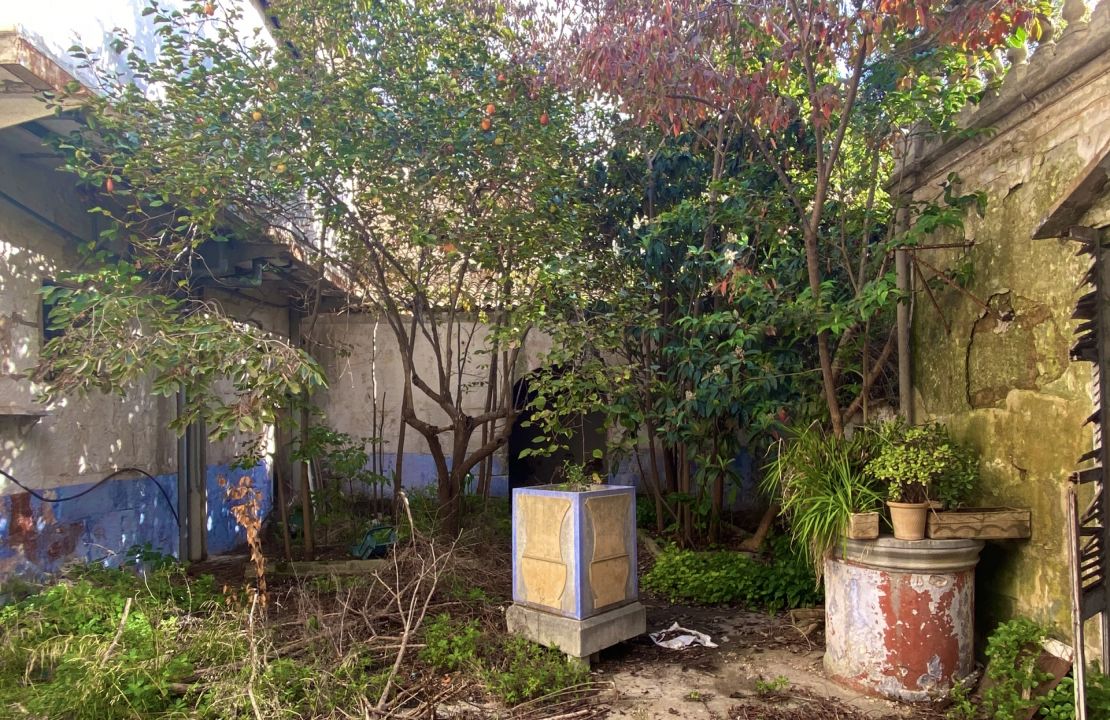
[507,371,605,489]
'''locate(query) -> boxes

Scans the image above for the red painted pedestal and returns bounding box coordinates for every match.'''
[824,538,984,702]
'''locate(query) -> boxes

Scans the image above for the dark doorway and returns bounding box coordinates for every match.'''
[507,372,605,489]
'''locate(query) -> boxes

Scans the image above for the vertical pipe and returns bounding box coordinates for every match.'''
[176,391,189,561]
[188,418,207,561]
[290,308,315,558]
[895,204,913,423]
[1068,484,1088,720]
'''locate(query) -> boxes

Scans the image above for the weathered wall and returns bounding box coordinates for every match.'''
[308,313,556,496]
[898,4,1110,635]
[0,123,274,578]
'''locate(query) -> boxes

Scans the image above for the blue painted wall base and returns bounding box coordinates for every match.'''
[0,462,271,581]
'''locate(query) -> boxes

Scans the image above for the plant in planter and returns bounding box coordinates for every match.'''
[507,469,645,661]
[866,423,979,540]
[511,473,638,620]
[762,424,885,573]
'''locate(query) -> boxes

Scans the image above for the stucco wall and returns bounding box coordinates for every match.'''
[0,124,275,578]
[308,313,555,497]
[899,5,1110,634]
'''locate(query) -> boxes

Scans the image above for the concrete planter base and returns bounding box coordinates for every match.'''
[824,537,984,702]
[506,601,646,664]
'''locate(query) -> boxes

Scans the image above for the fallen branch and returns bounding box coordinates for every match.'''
[101,597,133,661]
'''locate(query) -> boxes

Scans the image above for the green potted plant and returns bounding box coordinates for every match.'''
[866,423,978,540]
[763,424,885,574]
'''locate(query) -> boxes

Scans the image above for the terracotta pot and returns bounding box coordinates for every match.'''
[887,501,929,540]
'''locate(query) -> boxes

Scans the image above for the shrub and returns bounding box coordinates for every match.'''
[867,422,978,507]
[642,534,822,610]
[1039,673,1110,719]
[482,635,589,705]
[420,613,481,671]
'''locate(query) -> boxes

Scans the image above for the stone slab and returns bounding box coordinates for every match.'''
[245,558,388,578]
[505,601,646,658]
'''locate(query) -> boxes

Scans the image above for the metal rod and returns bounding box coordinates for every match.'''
[1068,484,1088,720]
[894,205,913,423]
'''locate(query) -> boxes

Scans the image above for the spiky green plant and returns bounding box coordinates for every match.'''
[762,424,884,578]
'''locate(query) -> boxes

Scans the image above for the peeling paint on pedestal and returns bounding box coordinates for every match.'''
[825,556,976,702]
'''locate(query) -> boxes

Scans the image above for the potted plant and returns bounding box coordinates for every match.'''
[866,423,979,540]
[763,424,885,573]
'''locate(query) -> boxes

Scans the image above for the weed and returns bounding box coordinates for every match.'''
[981,618,1052,720]
[483,635,589,705]
[0,565,232,719]
[1038,672,1110,719]
[419,613,589,705]
[946,679,977,720]
[443,577,493,603]
[755,675,790,696]
[420,613,481,671]
[643,534,822,610]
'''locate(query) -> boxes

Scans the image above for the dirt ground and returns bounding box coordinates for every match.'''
[591,599,942,720]
[192,543,946,719]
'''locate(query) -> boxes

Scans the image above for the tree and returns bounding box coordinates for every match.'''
[521,0,1050,438]
[39,0,593,534]
[511,0,1048,545]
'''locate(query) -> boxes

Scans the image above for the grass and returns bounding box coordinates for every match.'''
[0,496,591,718]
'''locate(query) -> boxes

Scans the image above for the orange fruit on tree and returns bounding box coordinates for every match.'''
[276,163,286,173]
[480,117,492,131]
[203,3,215,16]
[251,110,263,122]
[485,103,496,116]
[539,112,550,126]
[497,73,506,83]
[104,177,115,193]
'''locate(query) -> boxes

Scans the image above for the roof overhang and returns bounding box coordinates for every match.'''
[1034,137,1110,239]
[0,29,82,131]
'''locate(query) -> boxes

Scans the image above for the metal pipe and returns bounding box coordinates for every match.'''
[895,204,914,423]
[176,390,190,561]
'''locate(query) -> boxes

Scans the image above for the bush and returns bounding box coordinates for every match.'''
[483,635,589,705]
[1039,673,1110,719]
[642,534,822,610]
[419,613,588,705]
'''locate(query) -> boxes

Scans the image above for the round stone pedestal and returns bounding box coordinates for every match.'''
[824,537,984,702]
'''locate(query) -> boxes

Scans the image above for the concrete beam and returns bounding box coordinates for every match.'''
[0,30,82,130]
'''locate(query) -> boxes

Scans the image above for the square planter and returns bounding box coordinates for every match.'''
[926,507,1031,540]
[846,511,880,540]
[512,484,637,620]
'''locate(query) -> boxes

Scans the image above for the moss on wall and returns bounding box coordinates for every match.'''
[911,131,1100,635]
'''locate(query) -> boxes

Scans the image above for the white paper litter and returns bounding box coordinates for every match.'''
[649,622,718,649]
